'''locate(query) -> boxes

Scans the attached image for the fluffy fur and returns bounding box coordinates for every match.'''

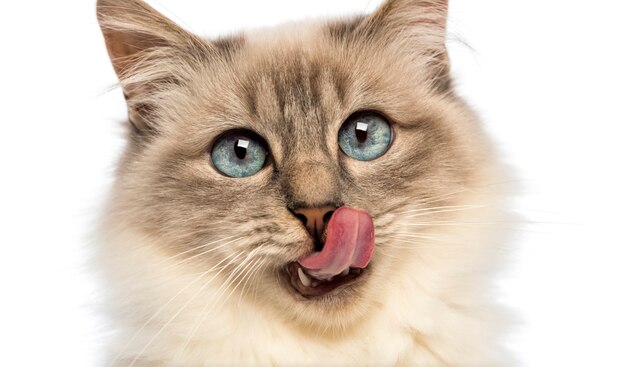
[96,0,513,365]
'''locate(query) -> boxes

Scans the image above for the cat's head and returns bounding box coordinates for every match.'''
[98,0,499,332]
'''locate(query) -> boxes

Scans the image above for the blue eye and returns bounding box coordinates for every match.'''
[210,130,268,177]
[338,112,392,161]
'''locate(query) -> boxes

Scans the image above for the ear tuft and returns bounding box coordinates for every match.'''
[368,0,448,42]
[356,0,451,92]
[96,0,212,130]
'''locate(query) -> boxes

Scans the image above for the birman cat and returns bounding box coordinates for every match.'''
[96,0,512,365]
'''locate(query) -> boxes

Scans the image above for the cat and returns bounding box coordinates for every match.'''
[96,0,513,365]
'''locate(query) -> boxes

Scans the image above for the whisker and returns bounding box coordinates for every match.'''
[249,260,265,307]
[224,257,264,311]
[415,189,468,205]
[127,250,246,367]
[386,233,436,240]
[174,253,261,357]
[237,257,267,309]
[394,204,484,215]
[397,206,487,219]
[403,221,517,227]
[382,239,460,249]
[154,234,239,265]
[156,236,245,273]
[107,266,215,367]
[411,179,519,207]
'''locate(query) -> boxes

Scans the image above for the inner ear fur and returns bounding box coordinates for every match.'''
[357,0,451,92]
[96,0,213,131]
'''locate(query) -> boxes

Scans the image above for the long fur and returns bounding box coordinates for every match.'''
[96,0,514,365]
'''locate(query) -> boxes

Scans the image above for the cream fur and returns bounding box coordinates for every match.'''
[98,171,512,366]
[95,0,514,365]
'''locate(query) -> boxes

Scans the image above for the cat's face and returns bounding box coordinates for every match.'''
[99,0,492,331]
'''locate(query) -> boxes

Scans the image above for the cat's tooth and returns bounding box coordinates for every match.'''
[297,267,312,287]
[311,281,320,288]
[341,268,350,277]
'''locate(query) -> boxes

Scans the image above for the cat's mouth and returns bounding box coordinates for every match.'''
[285,262,365,297]
[284,206,375,298]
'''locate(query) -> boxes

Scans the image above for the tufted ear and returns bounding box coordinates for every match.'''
[357,0,450,92]
[96,0,212,131]
[363,0,448,43]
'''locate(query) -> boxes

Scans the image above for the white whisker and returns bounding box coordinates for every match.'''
[159,236,244,271]
[237,257,267,309]
[395,204,483,215]
[154,234,240,266]
[107,261,223,367]
[174,253,262,358]
[398,206,486,219]
[127,250,246,367]
[404,220,515,227]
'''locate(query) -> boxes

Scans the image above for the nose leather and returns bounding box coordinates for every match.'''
[292,206,335,247]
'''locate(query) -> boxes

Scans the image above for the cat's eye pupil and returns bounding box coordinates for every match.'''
[234,139,249,160]
[211,130,268,178]
[355,122,368,144]
[338,111,392,161]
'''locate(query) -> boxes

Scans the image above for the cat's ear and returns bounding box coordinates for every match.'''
[96,0,212,131]
[358,0,450,91]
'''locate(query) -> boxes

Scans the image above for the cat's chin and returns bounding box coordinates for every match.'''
[283,262,367,299]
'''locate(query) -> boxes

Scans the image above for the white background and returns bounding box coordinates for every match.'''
[1,1,625,366]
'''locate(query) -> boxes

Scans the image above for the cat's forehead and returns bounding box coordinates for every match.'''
[183,18,432,164]
[209,22,360,159]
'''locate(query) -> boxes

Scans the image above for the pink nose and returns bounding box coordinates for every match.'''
[292,206,335,249]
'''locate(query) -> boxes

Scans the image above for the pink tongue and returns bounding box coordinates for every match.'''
[298,206,375,279]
